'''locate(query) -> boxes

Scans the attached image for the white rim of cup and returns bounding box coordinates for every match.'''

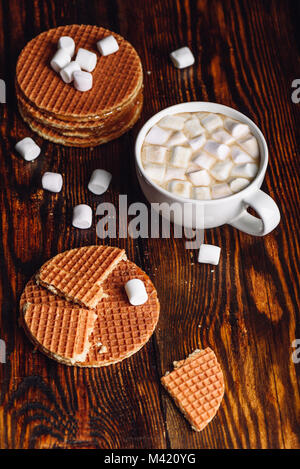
[135,102,269,205]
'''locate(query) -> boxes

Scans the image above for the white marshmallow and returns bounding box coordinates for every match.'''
[188,134,206,151]
[168,180,192,198]
[144,125,172,145]
[50,48,71,73]
[211,129,234,145]
[170,146,191,167]
[187,169,211,186]
[15,137,41,161]
[184,118,204,138]
[198,244,221,265]
[231,163,259,179]
[144,163,165,183]
[60,61,81,83]
[211,183,232,199]
[42,172,63,193]
[237,136,259,158]
[73,70,93,92]
[230,178,250,193]
[201,114,223,132]
[144,145,167,164]
[192,152,215,170]
[164,167,186,182]
[88,169,112,195]
[193,186,211,200]
[170,47,195,69]
[210,160,233,181]
[224,118,250,139]
[159,115,185,131]
[204,140,230,160]
[231,145,253,164]
[72,204,92,229]
[166,131,187,147]
[75,48,97,72]
[58,36,75,57]
[97,35,119,56]
[125,279,148,306]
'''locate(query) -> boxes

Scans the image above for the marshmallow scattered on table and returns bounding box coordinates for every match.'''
[97,35,119,56]
[230,177,250,193]
[88,169,112,195]
[144,125,172,145]
[204,141,230,160]
[58,36,75,58]
[187,169,211,186]
[15,137,41,161]
[198,244,221,265]
[170,47,195,69]
[144,146,167,164]
[159,115,185,131]
[210,160,233,181]
[60,61,81,83]
[50,48,71,73]
[42,172,63,193]
[224,118,250,139]
[125,279,148,306]
[171,146,191,167]
[72,204,92,229]
[73,70,93,92]
[75,48,97,72]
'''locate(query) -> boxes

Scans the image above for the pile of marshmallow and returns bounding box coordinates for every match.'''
[50,34,119,92]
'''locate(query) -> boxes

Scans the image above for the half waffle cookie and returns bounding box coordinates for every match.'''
[161,348,224,432]
[16,24,143,146]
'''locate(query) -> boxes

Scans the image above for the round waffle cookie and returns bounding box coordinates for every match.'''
[20,247,160,367]
[16,24,143,146]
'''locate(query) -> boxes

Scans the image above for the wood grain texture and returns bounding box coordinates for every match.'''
[0,0,299,449]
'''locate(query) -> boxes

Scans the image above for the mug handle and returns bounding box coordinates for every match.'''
[228,189,280,236]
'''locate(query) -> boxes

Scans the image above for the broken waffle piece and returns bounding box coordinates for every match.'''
[161,348,224,432]
[36,245,127,309]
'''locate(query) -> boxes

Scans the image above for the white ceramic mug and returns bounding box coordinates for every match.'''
[135,102,280,236]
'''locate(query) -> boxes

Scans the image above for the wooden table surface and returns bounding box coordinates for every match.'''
[0,0,299,450]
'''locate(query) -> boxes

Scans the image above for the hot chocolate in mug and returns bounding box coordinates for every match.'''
[135,102,280,236]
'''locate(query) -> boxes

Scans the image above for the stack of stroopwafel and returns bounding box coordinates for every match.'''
[19,246,160,366]
[16,25,143,147]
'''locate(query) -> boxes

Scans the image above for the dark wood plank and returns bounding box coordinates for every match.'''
[0,0,299,449]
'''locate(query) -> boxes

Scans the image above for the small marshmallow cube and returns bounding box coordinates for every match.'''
[73,70,93,92]
[170,146,191,167]
[187,169,211,186]
[42,172,63,193]
[97,35,119,56]
[210,160,233,181]
[60,61,81,84]
[144,146,167,164]
[211,183,232,199]
[144,163,165,183]
[88,169,112,195]
[204,141,230,160]
[231,163,258,179]
[192,152,215,170]
[144,125,172,145]
[198,244,221,265]
[72,204,92,229]
[125,279,148,306]
[193,186,211,200]
[201,114,223,132]
[230,178,250,193]
[212,129,234,145]
[159,115,185,131]
[189,134,206,151]
[166,131,187,147]
[75,48,97,72]
[58,36,75,57]
[231,146,253,164]
[50,48,71,73]
[224,118,250,139]
[164,167,186,182]
[184,118,204,138]
[237,136,259,158]
[170,47,195,69]
[15,137,41,161]
[168,180,192,198]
